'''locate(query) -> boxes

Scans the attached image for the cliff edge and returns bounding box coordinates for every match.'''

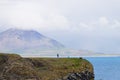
[0,53,94,80]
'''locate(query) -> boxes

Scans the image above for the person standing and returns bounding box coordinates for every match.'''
[57,54,59,58]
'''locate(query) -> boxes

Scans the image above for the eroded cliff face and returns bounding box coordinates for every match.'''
[0,53,94,80]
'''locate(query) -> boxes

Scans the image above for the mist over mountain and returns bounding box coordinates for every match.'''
[0,28,64,53]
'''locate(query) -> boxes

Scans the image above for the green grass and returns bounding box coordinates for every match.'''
[0,53,94,80]
[28,58,93,80]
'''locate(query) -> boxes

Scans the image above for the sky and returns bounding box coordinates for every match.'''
[0,0,120,53]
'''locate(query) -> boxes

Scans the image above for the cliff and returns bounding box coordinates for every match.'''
[0,53,94,80]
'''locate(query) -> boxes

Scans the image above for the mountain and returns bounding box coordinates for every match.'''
[0,28,64,53]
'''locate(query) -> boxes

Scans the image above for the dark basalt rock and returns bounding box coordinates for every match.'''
[61,70,94,80]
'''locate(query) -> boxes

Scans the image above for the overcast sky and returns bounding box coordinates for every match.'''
[0,0,120,53]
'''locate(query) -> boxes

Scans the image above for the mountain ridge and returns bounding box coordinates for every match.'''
[0,28,64,53]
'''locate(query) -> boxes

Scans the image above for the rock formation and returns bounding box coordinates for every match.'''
[0,53,94,80]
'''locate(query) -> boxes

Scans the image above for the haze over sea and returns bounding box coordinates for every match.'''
[86,57,120,80]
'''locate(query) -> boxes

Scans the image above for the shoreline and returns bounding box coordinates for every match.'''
[21,54,120,58]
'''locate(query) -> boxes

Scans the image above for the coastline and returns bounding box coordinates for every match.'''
[0,53,94,80]
[21,53,120,58]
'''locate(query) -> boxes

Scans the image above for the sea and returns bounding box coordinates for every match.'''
[86,57,120,80]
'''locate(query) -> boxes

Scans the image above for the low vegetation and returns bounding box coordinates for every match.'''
[0,53,94,80]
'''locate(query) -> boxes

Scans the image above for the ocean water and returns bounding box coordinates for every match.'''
[86,57,120,80]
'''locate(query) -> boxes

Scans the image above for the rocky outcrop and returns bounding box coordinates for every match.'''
[61,70,94,80]
[0,54,39,80]
[0,53,94,80]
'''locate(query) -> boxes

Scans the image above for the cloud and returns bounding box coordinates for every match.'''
[79,23,89,28]
[59,17,120,53]
[99,17,109,26]
[0,0,70,32]
[0,0,120,33]
[77,17,120,33]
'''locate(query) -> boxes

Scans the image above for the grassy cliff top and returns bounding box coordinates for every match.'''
[0,53,94,80]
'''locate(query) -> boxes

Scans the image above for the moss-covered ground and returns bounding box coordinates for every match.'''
[0,53,94,80]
